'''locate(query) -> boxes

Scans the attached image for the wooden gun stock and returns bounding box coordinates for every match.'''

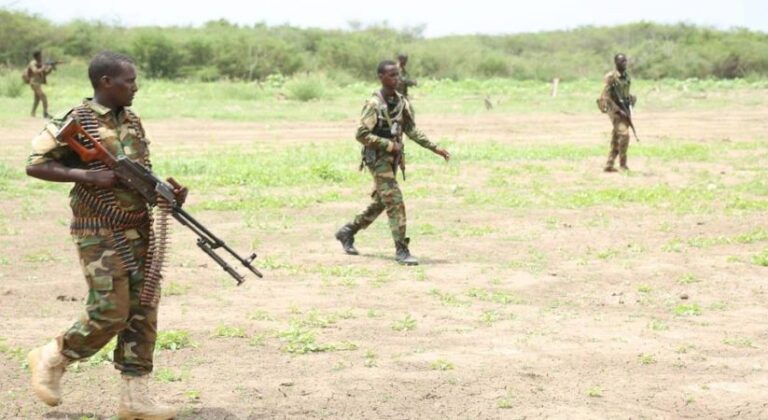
[56,118,117,166]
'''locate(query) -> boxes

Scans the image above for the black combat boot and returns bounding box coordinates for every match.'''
[335,224,359,255]
[395,238,419,266]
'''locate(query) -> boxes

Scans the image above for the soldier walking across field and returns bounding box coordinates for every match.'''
[598,53,637,172]
[25,51,185,419]
[396,53,417,98]
[26,50,55,119]
[335,60,450,265]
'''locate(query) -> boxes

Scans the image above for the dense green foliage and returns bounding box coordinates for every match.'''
[1,8,767,81]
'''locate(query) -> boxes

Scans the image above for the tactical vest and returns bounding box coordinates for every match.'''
[361,92,406,168]
[611,72,631,102]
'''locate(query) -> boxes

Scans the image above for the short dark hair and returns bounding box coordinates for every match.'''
[397,53,408,60]
[32,50,41,59]
[88,51,135,88]
[614,53,626,62]
[377,60,397,75]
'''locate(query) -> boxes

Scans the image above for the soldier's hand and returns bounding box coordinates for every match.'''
[88,170,117,188]
[389,141,402,154]
[435,148,451,162]
[167,177,189,206]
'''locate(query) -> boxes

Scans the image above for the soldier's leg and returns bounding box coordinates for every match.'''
[605,113,620,171]
[372,168,406,243]
[113,231,157,376]
[617,120,631,169]
[351,171,386,231]
[31,84,41,117]
[60,235,131,361]
[40,87,50,118]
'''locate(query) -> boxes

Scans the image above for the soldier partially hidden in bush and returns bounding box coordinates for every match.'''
[598,53,637,172]
[25,51,184,419]
[396,53,417,98]
[26,50,54,119]
[335,60,450,265]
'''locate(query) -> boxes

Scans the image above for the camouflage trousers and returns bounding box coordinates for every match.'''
[352,161,407,243]
[606,111,630,169]
[29,82,48,115]
[58,227,157,376]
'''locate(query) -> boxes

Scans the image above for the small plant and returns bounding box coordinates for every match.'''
[638,353,657,365]
[752,249,768,266]
[637,284,652,293]
[184,390,201,400]
[154,367,182,383]
[586,386,603,397]
[480,310,501,326]
[163,282,190,297]
[249,334,267,347]
[156,330,193,351]
[678,273,699,284]
[648,319,669,331]
[497,397,513,409]
[430,359,455,371]
[248,309,275,321]
[391,314,417,332]
[722,336,756,348]
[364,350,377,368]
[674,303,702,316]
[213,325,247,338]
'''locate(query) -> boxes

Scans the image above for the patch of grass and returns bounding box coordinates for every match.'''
[678,273,699,284]
[466,288,525,305]
[722,336,757,348]
[277,322,357,354]
[586,386,603,397]
[23,251,59,263]
[248,309,275,321]
[213,325,248,338]
[248,333,268,347]
[429,288,469,307]
[637,284,652,293]
[391,314,417,332]
[162,281,190,297]
[638,353,657,365]
[430,359,455,371]
[156,330,194,351]
[648,319,669,331]
[497,396,514,409]
[184,390,201,400]
[480,310,502,326]
[154,367,183,383]
[0,338,27,363]
[674,303,702,316]
[364,350,378,368]
[752,249,768,266]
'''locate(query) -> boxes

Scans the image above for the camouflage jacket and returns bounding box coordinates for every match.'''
[26,60,52,85]
[28,99,151,217]
[356,90,437,167]
[598,70,635,113]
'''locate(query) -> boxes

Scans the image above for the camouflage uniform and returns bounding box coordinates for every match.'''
[396,63,416,98]
[28,99,157,376]
[599,69,635,170]
[27,60,53,117]
[349,90,439,244]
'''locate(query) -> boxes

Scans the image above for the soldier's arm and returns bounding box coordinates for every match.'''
[403,103,450,161]
[599,73,619,112]
[26,119,116,187]
[356,100,397,153]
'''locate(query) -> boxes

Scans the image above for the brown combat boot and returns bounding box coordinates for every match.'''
[118,375,177,420]
[27,339,71,406]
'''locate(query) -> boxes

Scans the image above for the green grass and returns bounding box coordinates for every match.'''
[391,314,417,332]
[674,304,702,317]
[430,359,455,371]
[213,325,248,338]
[156,330,194,351]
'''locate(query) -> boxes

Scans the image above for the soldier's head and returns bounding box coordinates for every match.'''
[397,53,408,67]
[88,51,138,108]
[33,50,42,62]
[614,53,628,72]
[378,60,400,90]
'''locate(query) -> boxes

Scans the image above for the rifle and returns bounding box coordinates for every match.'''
[44,59,64,71]
[390,120,406,180]
[611,83,639,143]
[55,118,263,285]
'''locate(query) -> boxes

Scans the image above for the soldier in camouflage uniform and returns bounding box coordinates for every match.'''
[396,53,417,98]
[25,51,183,420]
[27,50,54,119]
[598,53,637,172]
[335,60,450,265]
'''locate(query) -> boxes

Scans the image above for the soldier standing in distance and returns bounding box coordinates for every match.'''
[27,50,54,119]
[25,51,185,419]
[598,53,637,172]
[396,53,417,98]
[335,60,450,265]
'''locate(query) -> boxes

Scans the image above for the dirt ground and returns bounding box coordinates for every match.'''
[1,109,768,419]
